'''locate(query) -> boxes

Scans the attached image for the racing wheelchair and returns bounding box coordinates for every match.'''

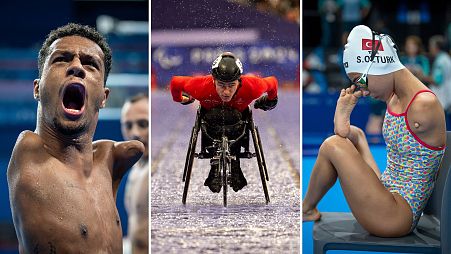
[182,106,270,207]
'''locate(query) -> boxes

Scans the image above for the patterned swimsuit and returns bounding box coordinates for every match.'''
[381,90,445,231]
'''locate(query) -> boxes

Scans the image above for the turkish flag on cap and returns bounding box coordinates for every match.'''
[362,39,384,51]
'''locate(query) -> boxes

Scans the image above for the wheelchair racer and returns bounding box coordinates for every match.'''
[170,52,278,193]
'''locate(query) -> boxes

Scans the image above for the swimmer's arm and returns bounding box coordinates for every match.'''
[408,93,446,147]
[7,131,44,250]
[93,140,143,195]
[112,140,145,184]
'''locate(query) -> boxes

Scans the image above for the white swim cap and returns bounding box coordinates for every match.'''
[343,25,404,75]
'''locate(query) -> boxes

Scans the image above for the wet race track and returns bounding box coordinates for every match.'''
[151,90,300,253]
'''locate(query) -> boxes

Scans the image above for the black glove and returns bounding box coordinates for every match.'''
[181,92,195,105]
[254,95,277,111]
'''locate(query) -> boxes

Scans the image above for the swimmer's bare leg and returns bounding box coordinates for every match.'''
[302,138,338,222]
[303,126,381,222]
[303,136,412,237]
[334,86,381,175]
[347,125,381,177]
[303,86,364,222]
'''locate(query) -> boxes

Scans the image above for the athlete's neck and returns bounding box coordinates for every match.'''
[35,109,97,174]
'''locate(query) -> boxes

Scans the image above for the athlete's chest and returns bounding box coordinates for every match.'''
[19,163,122,252]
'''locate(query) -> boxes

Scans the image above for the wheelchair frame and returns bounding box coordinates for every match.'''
[182,106,270,207]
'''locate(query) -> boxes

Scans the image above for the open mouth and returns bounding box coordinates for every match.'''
[62,83,86,118]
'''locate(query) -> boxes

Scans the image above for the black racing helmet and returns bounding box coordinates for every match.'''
[211,52,243,82]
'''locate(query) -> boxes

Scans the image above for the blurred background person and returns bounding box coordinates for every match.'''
[426,35,451,127]
[337,0,372,33]
[0,1,148,253]
[318,0,339,48]
[400,35,430,83]
[121,94,149,254]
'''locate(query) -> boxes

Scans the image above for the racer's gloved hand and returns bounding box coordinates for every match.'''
[254,95,277,111]
[181,92,195,105]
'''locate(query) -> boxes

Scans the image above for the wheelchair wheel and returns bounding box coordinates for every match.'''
[221,156,228,207]
[221,136,230,207]
[255,126,269,181]
[182,126,199,204]
[182,146,193,205]
[183,126,198,182]
[182,110,201,205]
[250,122,270,204]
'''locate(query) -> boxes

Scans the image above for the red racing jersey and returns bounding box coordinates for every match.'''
[170,75,278,112]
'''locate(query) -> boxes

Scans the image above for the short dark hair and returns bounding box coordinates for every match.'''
[38,23,112,85]
[127,93,148,104]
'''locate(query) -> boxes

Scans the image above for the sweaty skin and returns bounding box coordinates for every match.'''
[7,35,144,253]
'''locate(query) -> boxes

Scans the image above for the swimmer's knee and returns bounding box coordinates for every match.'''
[348,125,367,145]
[350,125,365,137]
[319,135,356,158]
[321,135,351,150]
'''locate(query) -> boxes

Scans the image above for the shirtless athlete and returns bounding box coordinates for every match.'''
[7,23,144,253]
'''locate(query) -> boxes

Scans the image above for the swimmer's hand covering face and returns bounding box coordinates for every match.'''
[344,84,370,98]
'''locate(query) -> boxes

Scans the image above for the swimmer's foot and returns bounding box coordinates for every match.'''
[303,208,321,222]
[334,85,362,138]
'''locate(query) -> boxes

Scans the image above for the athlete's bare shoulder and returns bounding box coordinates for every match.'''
[13,130,44,153]
[92,139,143,161]
[93,139,115,153]
[92,139,116,170]
[114,140,145,157]
[92,139,144,182]
[8,131,45,176]
[113,140,144,171]
[407,91,446,147]
[408,92,443,129]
